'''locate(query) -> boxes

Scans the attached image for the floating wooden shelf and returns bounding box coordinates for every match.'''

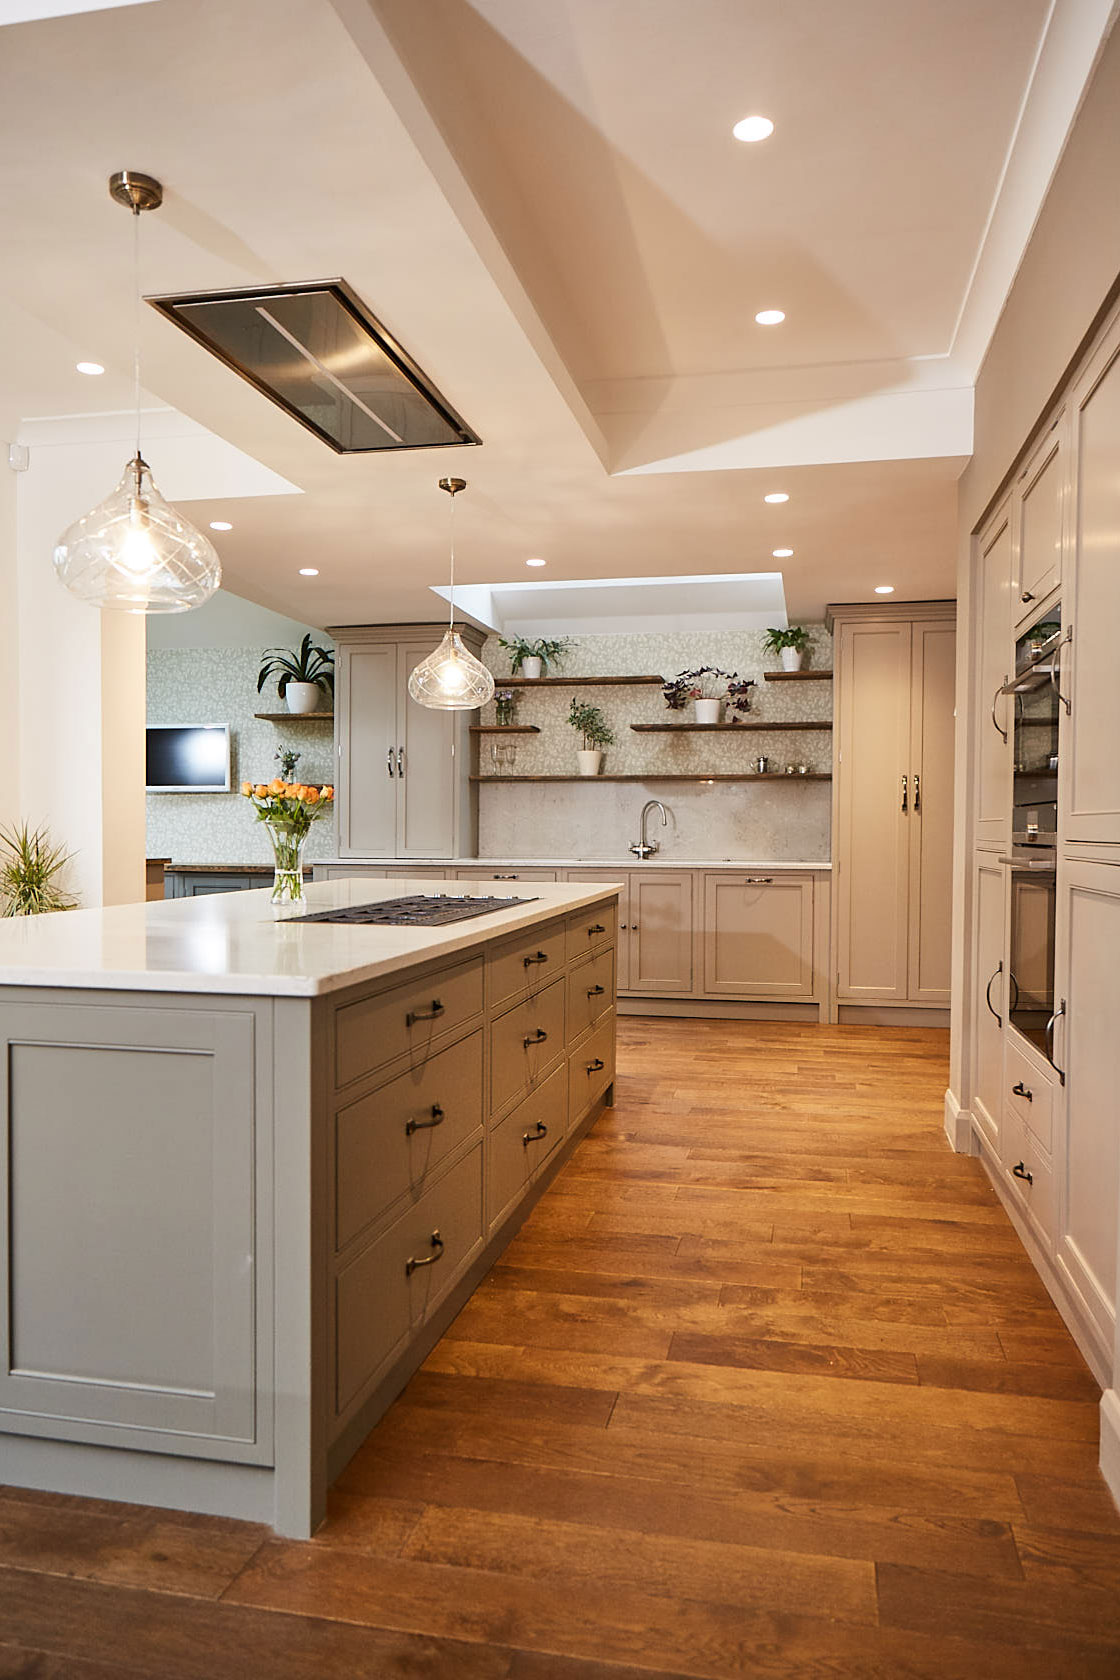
[472,773,832,784]
[1014,768,1058,778]
[763,670,833,682]
[497,674,665,687]
[470,725,541,734]
[630,721,833,733]
[254,712,334,722]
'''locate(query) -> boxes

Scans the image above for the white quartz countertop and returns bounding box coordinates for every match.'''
[0,878,622,999]
[318,857,832,872]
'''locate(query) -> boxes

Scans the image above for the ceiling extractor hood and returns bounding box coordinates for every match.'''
[148,279,480,455]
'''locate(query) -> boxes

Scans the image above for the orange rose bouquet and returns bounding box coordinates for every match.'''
[240,778,335,904]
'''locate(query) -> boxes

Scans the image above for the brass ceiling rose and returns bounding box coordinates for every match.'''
[108,170,163,214]
[438,477,467,496]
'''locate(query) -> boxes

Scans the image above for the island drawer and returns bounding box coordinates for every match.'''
[488,921,567,1011]
[487,1061,567,1229]
[566,946,616,1043]
[490,976,565,1114]
[568,1012,616,1127]
[334,956,483,1090]
[566,901,617,962]
[334,1144,484,1416]
[334,1030,484,1252]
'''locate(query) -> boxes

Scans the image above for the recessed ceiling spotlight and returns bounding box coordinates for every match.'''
[299,567,319,577]
[209,520,233,532]
[733,115,774,143]
[764,492,789,504]
[772,547,794,558]
[755,309,785,326]
[526,557,547,568]
[76,361,105,376]
[875,585,895,594]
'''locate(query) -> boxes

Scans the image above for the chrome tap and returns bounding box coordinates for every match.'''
[630,799,668,860]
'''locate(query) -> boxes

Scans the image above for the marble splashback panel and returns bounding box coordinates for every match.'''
[146,647,337,865]
[477,626,833,861]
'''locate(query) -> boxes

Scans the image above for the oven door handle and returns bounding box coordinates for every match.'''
[985,961,1003,1025]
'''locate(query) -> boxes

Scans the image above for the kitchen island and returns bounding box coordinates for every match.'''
[0,877,619,1537]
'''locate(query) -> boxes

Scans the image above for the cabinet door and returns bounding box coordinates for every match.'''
[907,620,956,1002]
[563,871,631,988]
[396,642,457,859]
[1014,417,1066,623]
[1055,858,1120,1348]
[974,506,1014,847]
[182,873,252,896]
[971,856,1006,1151]
[835,621,912,1002]
[702,875,815,998]
[629,872,694,994]
[337,645,397,858]
[1067,328,1120,845]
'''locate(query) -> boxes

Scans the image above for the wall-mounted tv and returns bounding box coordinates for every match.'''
[146,726,231,793]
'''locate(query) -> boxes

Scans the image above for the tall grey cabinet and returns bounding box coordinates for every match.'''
[330,623,482,860]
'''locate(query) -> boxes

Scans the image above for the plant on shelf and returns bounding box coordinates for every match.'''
[497,635,574,679]
[568,697,616,776]
[274,745,301,780]
[763,625,811,673]
[494,689,518,726]
[240,778,335,905]
[662,666,755,723]
[0,822,78,917]
[257,633,335,714]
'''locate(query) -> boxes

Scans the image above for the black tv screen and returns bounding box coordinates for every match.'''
[146,726,231,793]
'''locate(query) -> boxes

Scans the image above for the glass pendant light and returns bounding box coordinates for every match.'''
[53,171,220,614]
[408,477,495,710]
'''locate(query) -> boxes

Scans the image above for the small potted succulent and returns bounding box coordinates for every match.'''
[568,698,615,775]
[662,667,756,723]
[763,626,811,673]
[257,633,335,714]
[498,635,574,680]
[494,689,518,726]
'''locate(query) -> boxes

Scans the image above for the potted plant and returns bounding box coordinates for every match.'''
[494,689,518,726]
[568,698,615,775]
[763,626,811,673]
[240,778,335,904]
[498,635,574,680]
[0,823,77,916]
[257,633,335,714]
[662,667,756,723]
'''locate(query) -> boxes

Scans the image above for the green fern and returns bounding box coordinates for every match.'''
[0,823,78,917]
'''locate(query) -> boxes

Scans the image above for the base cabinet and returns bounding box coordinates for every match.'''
[703,874,815,998]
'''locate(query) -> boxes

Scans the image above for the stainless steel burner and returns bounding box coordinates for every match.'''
[290,893,535,927]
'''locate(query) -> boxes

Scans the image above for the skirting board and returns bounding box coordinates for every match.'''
[943,1088,972,1152]
[973,1126,1112,1389]
[1100,1390,1120,1514]
[838,1005,951,1028]
[0,1436,275,1527]
[618,998,821,1021]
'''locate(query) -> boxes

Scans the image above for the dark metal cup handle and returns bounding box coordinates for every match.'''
[1012,1162,1033,1185]
[406,1000,445,1027]
[587,984,606,997]
[406,1104,445,1136]
[586,1058,605,1074]
[523,1029,549,1047]
[405,1231,444,1276]
[587,924,605,935]
[523,951,550,967]
[522,1121,549,1147]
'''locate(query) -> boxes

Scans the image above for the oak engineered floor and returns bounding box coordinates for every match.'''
[4,1017,1120,1678]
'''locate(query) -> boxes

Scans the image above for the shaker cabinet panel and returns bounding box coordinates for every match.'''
[396,641,457,858]
[970,857,1006,1151]
[1015,421,1066,623]
[703,875,815,998]
[907,621,956,1003]
[975,508,1014,847]
[1067,331,1120,845]
[337,645,397,858]
[628,872,694,994]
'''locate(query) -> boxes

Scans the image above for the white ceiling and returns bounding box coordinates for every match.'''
[0,0,1114,624]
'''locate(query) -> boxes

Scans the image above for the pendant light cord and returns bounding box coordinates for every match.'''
[131,205,143,462]
[448,486,456,631]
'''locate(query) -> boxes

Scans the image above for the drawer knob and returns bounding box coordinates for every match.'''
[1012,1081,1033,1102]
[405,1230,445,1276]
[1012,1161,1034,1185]
[493,873,519,879]
[523,951,550,967]
[587,984,606,997]
[406,999,445,1027]
[588,923,606,935]
[523,1028,549,1048]
[405,1103,445,1136]
[586,1058,606,1074]
[522,1121,549,1147]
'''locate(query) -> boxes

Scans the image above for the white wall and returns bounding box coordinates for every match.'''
[0,453,19,836]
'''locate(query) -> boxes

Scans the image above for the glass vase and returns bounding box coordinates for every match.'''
[265,822,308,905]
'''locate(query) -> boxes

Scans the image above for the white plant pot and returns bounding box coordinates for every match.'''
[693,697,723,724]
[577,749,604,776]
[780,647,804,672]
[520,656,543,680]
[285,682,325,714]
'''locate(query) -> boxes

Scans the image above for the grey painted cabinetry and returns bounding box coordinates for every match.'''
[330,623,484,860]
